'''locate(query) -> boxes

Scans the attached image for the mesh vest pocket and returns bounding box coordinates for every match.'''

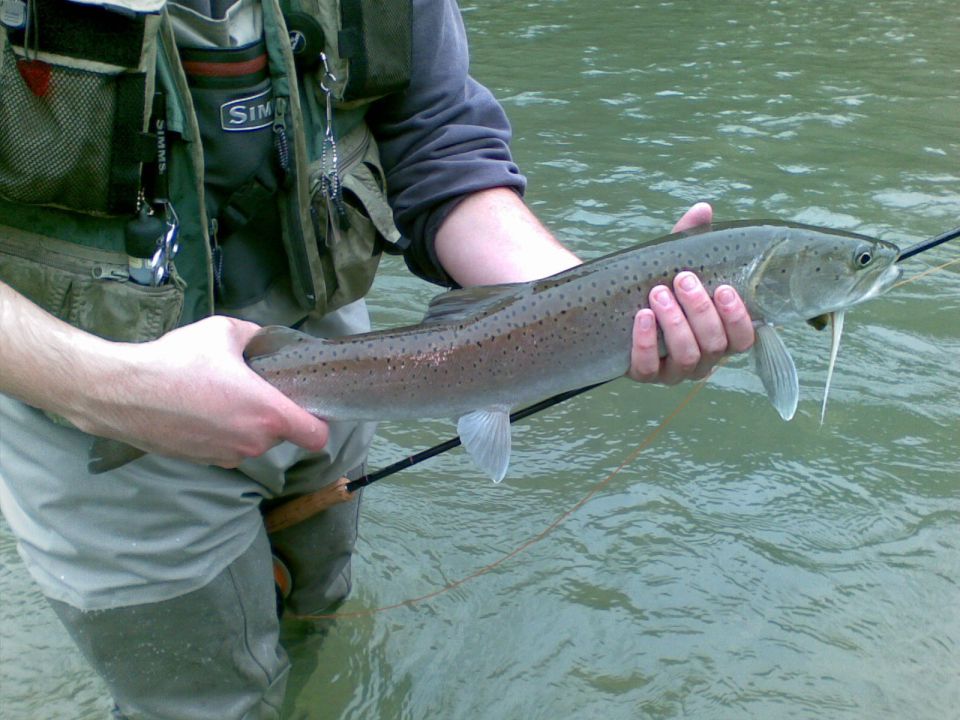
[0,17,153,216]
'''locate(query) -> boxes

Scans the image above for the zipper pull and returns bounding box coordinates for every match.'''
[273,97,291,181]
[318,53,350,232]
[208,217,224,297]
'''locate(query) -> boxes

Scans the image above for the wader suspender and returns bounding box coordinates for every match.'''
[208,0,414,259]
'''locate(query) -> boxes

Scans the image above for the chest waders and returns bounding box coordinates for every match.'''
[0,0,409,345]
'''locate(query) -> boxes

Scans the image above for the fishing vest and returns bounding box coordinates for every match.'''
[0,0,409,343]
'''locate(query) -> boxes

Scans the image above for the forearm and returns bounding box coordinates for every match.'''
[433,187,580,286]
[0,281,327,466]
[0,280,132,426]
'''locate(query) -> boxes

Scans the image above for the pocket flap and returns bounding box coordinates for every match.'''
[341,160,401,246]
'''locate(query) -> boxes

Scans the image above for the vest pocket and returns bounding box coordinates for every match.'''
[0,225,184,343]
[0,11,158,217]
[309,125,400,313]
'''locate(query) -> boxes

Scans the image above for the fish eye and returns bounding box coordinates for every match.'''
[855,249,873,267]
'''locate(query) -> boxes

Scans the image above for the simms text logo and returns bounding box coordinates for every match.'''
[220,89,274,132]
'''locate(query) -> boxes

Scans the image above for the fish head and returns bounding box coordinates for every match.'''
[745,225,902,324]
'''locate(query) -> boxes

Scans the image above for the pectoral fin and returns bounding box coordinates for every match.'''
[456,406,512,483]
[88,438,146,474]
[243,325,311,362]
[753,324,799,421]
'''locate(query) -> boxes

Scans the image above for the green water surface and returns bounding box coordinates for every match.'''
[2,1,957,718]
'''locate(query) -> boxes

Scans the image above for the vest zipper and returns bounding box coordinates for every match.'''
[0,235,131,282]
[274,96,318,308]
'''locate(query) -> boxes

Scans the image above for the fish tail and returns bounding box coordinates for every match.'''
[88,437,147,474]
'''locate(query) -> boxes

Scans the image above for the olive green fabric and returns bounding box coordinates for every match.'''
[0,0,403,341]
[0,15,161,216]
[0,225,185,342]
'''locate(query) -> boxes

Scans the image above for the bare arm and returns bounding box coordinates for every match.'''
[434,189,755,384]
[0,281,327,467]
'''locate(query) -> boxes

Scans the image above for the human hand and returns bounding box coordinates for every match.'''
[71,316,329,468]
[626,202,755,384]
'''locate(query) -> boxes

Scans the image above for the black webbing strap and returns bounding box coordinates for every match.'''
[6,0,146,67]
[217,176,279,239]
[108,72,154,214]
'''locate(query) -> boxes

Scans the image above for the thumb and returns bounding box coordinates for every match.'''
[232,319,329,451]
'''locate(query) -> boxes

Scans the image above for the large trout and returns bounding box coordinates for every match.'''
[90,221,901,479]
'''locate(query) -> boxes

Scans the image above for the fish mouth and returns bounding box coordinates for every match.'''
[803,263,902,326]
[857,263,902,304]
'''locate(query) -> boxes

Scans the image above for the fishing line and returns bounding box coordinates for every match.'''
[894,255,960,290]
[288,372,715,621]
[286,229,958,623]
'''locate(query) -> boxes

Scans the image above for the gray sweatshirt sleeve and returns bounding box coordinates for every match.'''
[366,0,527,285]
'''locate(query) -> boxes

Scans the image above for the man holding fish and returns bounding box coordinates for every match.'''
[0,0,753,716]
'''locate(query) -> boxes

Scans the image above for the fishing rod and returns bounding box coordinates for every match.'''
[264,224,960,533]
[265,382,608,532]
[897,224,960,261]
[349,381,608,492]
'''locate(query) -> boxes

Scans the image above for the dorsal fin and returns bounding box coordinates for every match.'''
[421,282,530,325]
[677,221,714,238]
[243,325,311,361]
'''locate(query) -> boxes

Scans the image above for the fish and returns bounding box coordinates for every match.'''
[89,220,902,480]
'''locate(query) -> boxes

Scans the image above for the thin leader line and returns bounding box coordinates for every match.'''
[291,372,715,621]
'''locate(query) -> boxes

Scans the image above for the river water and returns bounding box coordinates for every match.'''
[1,1,957,718]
